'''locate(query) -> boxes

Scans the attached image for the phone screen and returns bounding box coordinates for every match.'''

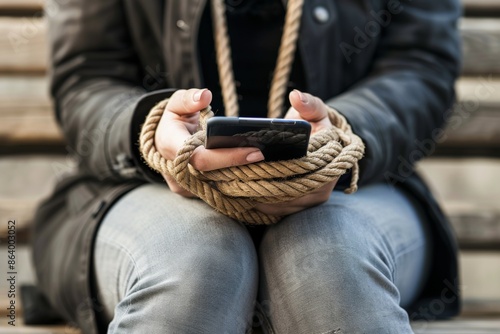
[205,117,311,161]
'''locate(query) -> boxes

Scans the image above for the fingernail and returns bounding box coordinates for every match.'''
[294,89,308,104]
[246,151,265,163]
[193,89,206,102]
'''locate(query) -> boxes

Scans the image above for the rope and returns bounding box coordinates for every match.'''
[139,100,365,225]
[210,0,239,117]
[267,0,304,118]
[138,0,366,225]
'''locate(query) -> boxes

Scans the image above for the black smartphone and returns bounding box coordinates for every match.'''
[205,117,311,161]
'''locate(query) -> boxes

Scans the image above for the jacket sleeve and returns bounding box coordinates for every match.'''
[327,0,462,186]
[47,0,166,183]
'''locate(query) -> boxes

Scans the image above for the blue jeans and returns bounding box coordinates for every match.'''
[93,183,431,334]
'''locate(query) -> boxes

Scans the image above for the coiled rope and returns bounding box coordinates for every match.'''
[139,0,365,225]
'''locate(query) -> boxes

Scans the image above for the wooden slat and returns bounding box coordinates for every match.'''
[0,0,43,12]
[0,156,75,243]
[2,0,495,17]
[441,104,500,152]
[3,0,494,15]
[411,320,500,333]
[418,158,500,250]
[2,320,500,334]
[0,323,81,334]
[0,327,79,334]
[0,76,63,148]
[1,320,500,334]
[461,19,500,76]
[462,300,500,318]
[436,76,500,157]
[455,77,500,109]
[460,253,500,311]
[452,213,500,250]
[462,0,500,10]
[0,17,47,74]
[462,0,500,16]
[2,0,494,14]
[437,114,500,157]
[1,0,500,15]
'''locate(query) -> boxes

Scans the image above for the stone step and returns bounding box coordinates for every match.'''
[417,158,500,250]
[411,319,500,334]
[0,323,80,333]
[0,319,499,333]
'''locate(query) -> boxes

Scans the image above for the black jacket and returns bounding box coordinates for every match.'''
[34,0,462,333]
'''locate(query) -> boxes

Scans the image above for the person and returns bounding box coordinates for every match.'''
[33,0,462,333]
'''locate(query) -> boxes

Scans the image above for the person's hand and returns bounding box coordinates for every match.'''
[254,90,338,216]
[155,88,265,197]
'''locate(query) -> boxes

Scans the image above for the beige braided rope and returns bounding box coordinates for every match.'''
[267,0,304,118]
[210,0,239,117]
[139,99,365,225]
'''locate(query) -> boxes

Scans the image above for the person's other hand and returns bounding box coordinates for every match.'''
[255,90,338,216]
[155,89,265,197]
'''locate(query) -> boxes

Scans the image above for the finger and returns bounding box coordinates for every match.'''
[190,146,265,172]
[167,88,212,116]
[288,90,329,123]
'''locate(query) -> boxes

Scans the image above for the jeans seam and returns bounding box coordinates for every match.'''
[393,240,426,261]
[389,237,427,280]
[357,210,426,282]
[96,236,140,299]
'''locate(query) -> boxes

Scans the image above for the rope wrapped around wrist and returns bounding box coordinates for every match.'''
[139,99,365,225]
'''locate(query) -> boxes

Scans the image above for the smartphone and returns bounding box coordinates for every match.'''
[205,117,311,161]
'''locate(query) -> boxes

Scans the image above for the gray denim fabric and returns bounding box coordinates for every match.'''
[94,183,431,334]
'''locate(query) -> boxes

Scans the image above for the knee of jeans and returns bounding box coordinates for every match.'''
[258,207,408,334]
[260,205,393,285]
[181,223,258,287]
[131,216,258,298]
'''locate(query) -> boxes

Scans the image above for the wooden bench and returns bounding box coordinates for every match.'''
[1,0,499,332]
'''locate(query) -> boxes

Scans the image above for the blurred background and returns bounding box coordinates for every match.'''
[0,0,499,332]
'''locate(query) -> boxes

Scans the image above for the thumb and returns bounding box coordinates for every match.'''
[288,90,328,123]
